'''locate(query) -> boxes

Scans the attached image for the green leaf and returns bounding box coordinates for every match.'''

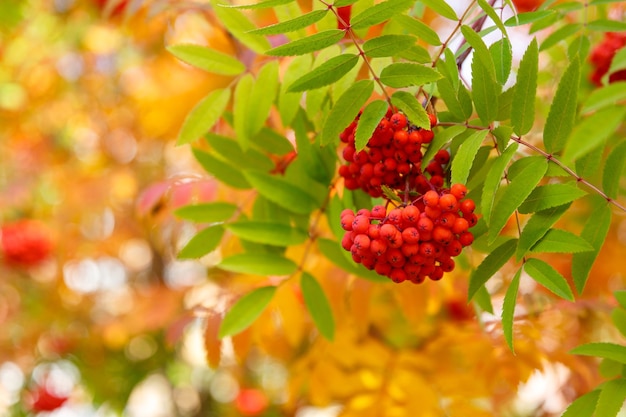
[178,225,225,259]
[225,221,308,246]
[167,44,245,75]
[205,133,274,171]
[504,10,555,26]
[596,379,626,417]
[193,149,251,189]
[249,9,327,34]
[317,238,389,283]
[588,18,626,32]
[480,143,518,224]
[422,125,467,167]
[234,74,255,149]
[379,63,442,88]
[582,82,626,114]
[249,61,279,142]
[615,291,626,309]
[174,202,238,223]
[461,25,496,78]
[243,171,318,214]
[490,37,513,86]
[608,47,626,78]
[543,57,580,153]
[539,23,581,51]
[218,253,298,275]
[334,0,359,6]
[177,89,231,146]
[390,91,430,130]
[612,308,626,338]
[266,29,344,56]
[439,47,460,91]
[560,390,600,417]
[420,0,457,20]
[221,0,294,9]
[397,45,432,63]
[502,268,522,352]
[474,285,494,314]
[604,141,626,200]
[219,286,276,337]
[489,157,547,244]
[288,54,359,92]
[516,203,570,260]
[252,127,295,155]
[363,34,418,58]
[350,0,414,29]
[572,195,611,294]
[472,55,501,125]
[211,0,271,54]
[279,55,312,125]
[530,229,593,254]
[570,343,626,364]
[478,0,508,36]
[524,258,574,300]
[468,238,517,301]
[437,78,466,121]
[301,272,335,340]
[393,15,441,46]
[320,79,374,146]
[355,100,388,151]
[451,130,489,186]
[518,183,586,214]
[512,39,538,136]
[562,107,626,164]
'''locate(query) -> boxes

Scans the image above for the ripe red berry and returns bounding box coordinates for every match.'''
[452,217,469,234]
[460,199,476,215]
[428,113,438,128]
[450,183,468,200]
[401,205,420,223]
[459,231,474,247]
[390,113,408,129]
[423,190,440,208]
[439,194,458,212]
[434,149,450,165]
[390,268,408,283]
[352,215,370,234]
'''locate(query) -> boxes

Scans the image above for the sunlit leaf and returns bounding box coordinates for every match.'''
[379,63,442,88]
[572,195,612,294]
[524,258,574,300]
[596,379,626,417]
[205,133,275,171]
[167,44,245,75]
[248,61,280,145]
[512,39,538,136]
[350,0,414,29]
[451,130,489,186]
[516,204,570,260]
[490,37,512,86]
[461,25,495,77]
[582,82,626,114]
[288,54,359,92]
[615,291,626,310]
[421,0,457,20]
[504,10,555,26]
[481,143,518,225]
[468,238,517,301]
[355,100,388,151]
[588,18,626,32]
[301,272,335,340]
[320,79,374,146]
[539,23,581,51]
[390,91,430,130]
[571,343,626,364]
[562,107,626,164]
[175,202,238,223]
[363,34,417,58]
[560,390,600,417]
[393,15,442,45]
[543,56,580,153]
[502,267,521,352]
[518,183,586,214]
[266,29,344,56]
[234,74,255,149]
[244,171,318,214]
[193,149,251,189]
[279,55,312,125]
[530,229,593,254]
[489,157,547,244]
[249,9,327,35]
[219,286,277,337]
[612,308,626,338]
[178,225,225,259]
[211,0,271,54]
[177,89,231,146]
[219,253,298,275]
[225,221,308,246]
[472,54,501,125]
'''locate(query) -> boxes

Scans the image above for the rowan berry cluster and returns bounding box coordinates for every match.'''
[338,110,443,198]
[338,108,477,283]
[340,185,477,283]
[589,32,626,86]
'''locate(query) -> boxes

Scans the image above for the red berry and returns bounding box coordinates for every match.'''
[390,268,408,283]
[423,190,440,208]
[434,149,450,165]
[439,194,458,212]
[428,113,438,128]
[460,199,476,215]
[459,231,474,247]
[452,217,469,234]
[390,113,408,130]
[450,183,468,200]
[352,215,370,234]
